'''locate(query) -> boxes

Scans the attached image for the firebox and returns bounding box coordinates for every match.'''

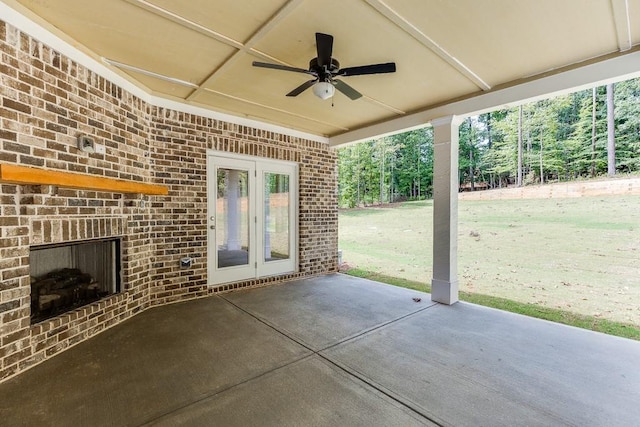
[29,238,122,324]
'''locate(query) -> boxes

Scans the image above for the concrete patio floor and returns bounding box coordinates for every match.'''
[1,274,639,426]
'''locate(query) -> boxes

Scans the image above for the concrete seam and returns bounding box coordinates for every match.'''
[137,353,317,426]
[321,302,440,352]
[218,295,445,425]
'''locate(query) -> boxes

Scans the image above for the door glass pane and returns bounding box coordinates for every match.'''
[217,168,249,268]
[264,173,290,262]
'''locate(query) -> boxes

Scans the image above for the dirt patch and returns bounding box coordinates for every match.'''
[459,177,640,201]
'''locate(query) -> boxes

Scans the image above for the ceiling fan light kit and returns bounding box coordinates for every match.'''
[253,33,396,101]
[313,82,335,100]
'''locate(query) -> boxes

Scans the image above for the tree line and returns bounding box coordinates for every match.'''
[337,77,640,208]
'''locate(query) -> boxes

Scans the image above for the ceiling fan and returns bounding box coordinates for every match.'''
[252,32,396,101]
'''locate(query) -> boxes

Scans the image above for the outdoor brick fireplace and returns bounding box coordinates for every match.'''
[27,217,126,324]
[30,238,122,324]
[0,19,338,383]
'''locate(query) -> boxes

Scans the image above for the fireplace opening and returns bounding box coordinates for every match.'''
[30,238,122,324]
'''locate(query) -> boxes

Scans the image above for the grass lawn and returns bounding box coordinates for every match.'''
[338,195,640,338]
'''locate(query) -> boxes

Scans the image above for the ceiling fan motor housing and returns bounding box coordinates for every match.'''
[309,58,340,81]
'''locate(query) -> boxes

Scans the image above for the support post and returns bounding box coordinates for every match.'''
[431,116,462,305]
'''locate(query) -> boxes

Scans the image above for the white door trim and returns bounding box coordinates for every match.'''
[207,150,298,286]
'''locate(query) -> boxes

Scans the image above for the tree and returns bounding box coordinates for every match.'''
[592,87,597,177]
[391,128,433,200]
[477,111,507,187]
[607,83,616,176]
[613,78,640,171]
[337,77,640,207]
[517,105,523,186]
[571,86,607,177]
[459,118,483,189]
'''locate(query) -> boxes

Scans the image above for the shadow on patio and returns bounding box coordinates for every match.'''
[1,274,638,426]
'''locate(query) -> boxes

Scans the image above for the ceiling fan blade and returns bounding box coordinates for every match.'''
[252,61,314,75]
[316,33,334,67]
[333,79,362,100]
[339,62,396,77]
[286,79,318,97]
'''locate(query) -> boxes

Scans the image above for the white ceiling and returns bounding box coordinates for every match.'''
[4,0,640,141]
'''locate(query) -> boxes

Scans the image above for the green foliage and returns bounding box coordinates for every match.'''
[337,129,433,207]
[459,117,484,185]
[337,77,640,203]
[614,79,640,172]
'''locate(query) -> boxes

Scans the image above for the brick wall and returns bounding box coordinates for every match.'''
[149,111,338,304]
[0,20,338,382]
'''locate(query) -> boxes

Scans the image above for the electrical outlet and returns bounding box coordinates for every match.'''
[95,144,106,154]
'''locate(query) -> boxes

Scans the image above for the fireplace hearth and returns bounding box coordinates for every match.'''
[30,239,122,324]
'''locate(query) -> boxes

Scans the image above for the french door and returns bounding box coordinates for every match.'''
[207,152,297,286]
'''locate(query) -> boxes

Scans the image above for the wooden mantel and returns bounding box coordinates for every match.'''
[0,164,168,195]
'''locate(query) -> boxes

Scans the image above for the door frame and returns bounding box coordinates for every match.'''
[207,156,256,285]
[206,150,298,286]
[256,161,298,278]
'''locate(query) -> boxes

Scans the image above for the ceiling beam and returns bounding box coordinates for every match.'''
[365,0,491,91]
[186,0,304,101]
[0,1,328,143]
[123,0,244,49]
[123,0,300,66]
[201,88,349,132]
[329,49,640,147]
[610,0,633,51]
[119,0,408,120]
[362,96,405,115]
[102,58,199,88]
